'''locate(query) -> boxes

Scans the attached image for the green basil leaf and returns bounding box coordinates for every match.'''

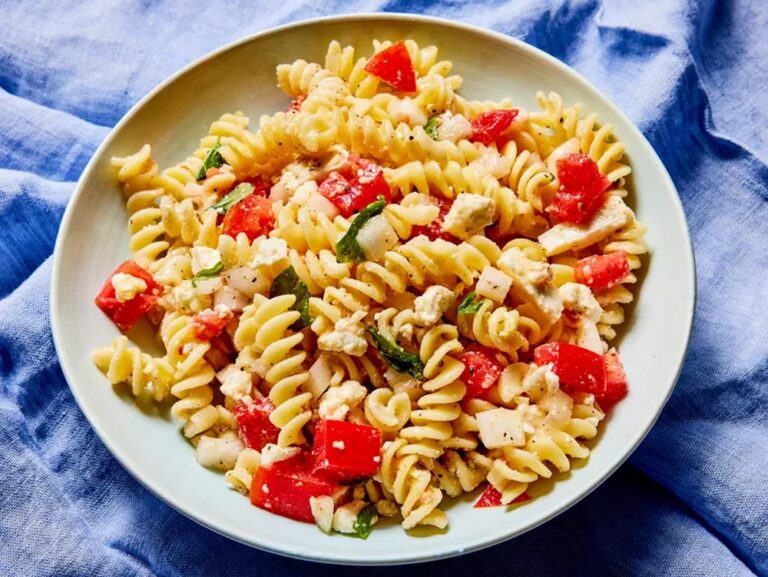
[457,291,483,315]
[269,266,312,329]
[191,261,223,288]
[196,139,224,180]
[209,182,254,215]
[424,115,439,139]
[349,505,377,540]
[335,197,387,263]
[367,327,424,380]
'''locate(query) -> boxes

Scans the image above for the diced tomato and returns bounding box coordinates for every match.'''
[205,167,221,179]
[221,193,275,241]
[191,308,233,340]
[600,348,628,410]
[547,153,610,224]
[233,399,280,451]
[460,344,504,399]
[94,260,163,332]
[363,40,417,93]
[251,452,348,523]
[474,485,532,508]
[288,95,305,112]
[469,109,519,146]
[411,196,457,241]
[575,251,630,291]
[533,342,607,396]
[312,419,382,482]
[318,157,390,218]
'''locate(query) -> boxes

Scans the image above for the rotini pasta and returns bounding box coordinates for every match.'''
[93,37,645,538]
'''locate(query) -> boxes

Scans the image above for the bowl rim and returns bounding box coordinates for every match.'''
[50,11,696,565]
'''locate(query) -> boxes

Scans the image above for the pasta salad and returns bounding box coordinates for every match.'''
[93,38,647,537]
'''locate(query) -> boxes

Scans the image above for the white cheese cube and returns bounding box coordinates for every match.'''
[413,285,455,326]
[111,272,147,302]
[475,266,513,303]
[442,193,496,239]
[309,495,335,534]
[190,246,221,275]
[476,407,525,448]
[497,248,563,326]
[538,196,633,256]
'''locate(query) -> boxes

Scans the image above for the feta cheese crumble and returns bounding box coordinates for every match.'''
[442,193,496,240]
[216,364,253,401]
[318,310,368,356]
[559,282,602,322]
[111,272,147,302]
[260,443,301,467]
[413,285,455,326]
[250,238,289,268]
[318,380,367,421]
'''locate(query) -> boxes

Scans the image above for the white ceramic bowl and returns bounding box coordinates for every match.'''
[51,13,695,565]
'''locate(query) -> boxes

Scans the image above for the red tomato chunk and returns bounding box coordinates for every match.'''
[547,153,611,225]
[312,419,382,482]
[318,157,390,218]
[363,40,417,93]
[94,260,163,332]
[474,485,532,508]
[469,109,519,146]
[288,94,306,112]
[251,453,347,523]
[222,193,275,241]
[411,196,457,241]
[461,344,504,399]
[601,348,628,410]
[233,399,280,451]
[575,251,630,291]
[191,308,233,340]
[533,342,607,396]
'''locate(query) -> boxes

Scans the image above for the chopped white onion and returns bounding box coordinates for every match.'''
[223,266,269,298]
[192,277,222,295]
[194,434,243,471]
[540,389,574,427]
[476,266,513,303]
[356,214,398,261]
[307,354,334,399]
[214,285,249,312]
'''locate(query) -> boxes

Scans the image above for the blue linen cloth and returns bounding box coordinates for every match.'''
[1,0,766,575]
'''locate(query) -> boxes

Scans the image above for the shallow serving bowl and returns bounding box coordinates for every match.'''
[51,13,695,565]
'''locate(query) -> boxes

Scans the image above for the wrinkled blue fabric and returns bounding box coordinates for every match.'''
[1,1,766,575]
